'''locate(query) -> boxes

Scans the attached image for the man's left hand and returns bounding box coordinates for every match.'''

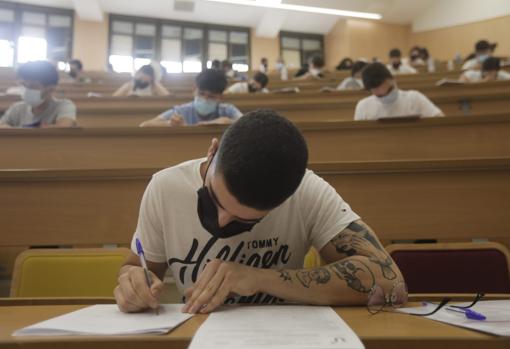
[181,259,262,314]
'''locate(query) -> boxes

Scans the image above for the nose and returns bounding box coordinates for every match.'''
[217,208,235,228]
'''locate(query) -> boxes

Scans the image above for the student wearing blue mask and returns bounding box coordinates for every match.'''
[115,109,407,314]
[354,63,443,121]
[140,69,242,127]
[0,61,77,128]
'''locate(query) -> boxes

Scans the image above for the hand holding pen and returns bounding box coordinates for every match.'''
[136,238,160,315]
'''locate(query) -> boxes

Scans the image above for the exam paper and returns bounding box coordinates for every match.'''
[13,304,192,336]
[397,300,510,336]
[188,305,364,349]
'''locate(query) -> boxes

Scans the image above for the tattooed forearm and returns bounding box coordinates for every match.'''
[296,268,331,288]
[278,270,293,282]
[330,220,397,280]
[329,259,375,293]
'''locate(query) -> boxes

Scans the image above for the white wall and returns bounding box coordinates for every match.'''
[412,0,510,32]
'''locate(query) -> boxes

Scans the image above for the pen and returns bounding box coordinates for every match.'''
[135,238,159,315]
[445,307,486,320]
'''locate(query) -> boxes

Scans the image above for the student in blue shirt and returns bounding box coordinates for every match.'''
[140,69,242,127]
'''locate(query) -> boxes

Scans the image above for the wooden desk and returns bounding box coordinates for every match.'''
[1,115,510,170]
[0,304,508,349]
[1,157,509,247]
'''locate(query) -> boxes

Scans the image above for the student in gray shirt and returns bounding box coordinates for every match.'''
[0,61,77,128]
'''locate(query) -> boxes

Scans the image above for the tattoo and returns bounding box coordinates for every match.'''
[330,221,397,280]
[278,270,292,282]
[330,259,375,293]
[296,268,331,288]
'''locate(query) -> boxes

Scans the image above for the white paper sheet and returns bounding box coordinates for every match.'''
[13,304,192,336]
[188,305,364,349]
[397,300,510,336]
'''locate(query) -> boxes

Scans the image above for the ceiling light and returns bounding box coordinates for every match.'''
[205,0,382,20]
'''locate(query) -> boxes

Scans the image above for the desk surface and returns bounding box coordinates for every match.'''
[1,304,509,349]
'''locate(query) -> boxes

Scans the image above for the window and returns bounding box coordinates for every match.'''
[0,1,73,68]
[280,31,323,68]
[108,14,250,74]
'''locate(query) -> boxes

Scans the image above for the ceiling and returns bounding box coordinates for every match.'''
[2,0,501,35]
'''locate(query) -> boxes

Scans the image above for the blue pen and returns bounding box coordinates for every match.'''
[135,238,159,315]
[446,307,486,320]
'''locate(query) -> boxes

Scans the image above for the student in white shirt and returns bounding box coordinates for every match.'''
[354,63,443,121]
[460,57,510,83]
[294,56,325,80]
[259,57,268,73]
[336,61,368,91]
[462,40,497,71]
[113,65,170,97]
[225,72,269,94]
[387,48,417,75]
[114,109,406,313]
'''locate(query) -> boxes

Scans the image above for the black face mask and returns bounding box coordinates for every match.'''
[248,83,258,93]
[196,157,261,239]
[134,79,150,90]
[392,61,402,69]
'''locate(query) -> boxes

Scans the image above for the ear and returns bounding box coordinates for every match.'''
[206,138,219,163]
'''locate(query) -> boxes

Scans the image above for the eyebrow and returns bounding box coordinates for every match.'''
[208,183,261,223]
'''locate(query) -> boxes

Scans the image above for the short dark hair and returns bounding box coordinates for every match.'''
[389,48,401,58]
[211,59,221,70]
[475,40,493,52]
[17,61,59,86]
[217,109,308,210]
[196,69,228,94]
[482,57,501,72]
[361,63,393,90]
[310,55,324,68]
[138,65,155,79]
[253,72,269,88]
[69,59,83,70]
[351,61,368,77]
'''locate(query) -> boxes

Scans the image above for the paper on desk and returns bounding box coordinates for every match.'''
[188,305,364,349]
[397,300,510,336]
[13,304,192,336]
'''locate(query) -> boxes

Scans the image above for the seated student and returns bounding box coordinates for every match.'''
[408,46,426,66]
[386,49,417,75]
[68,59,91,83]
[0,61,77,128]
[460,57,510,82]
[336,57,354,71]
[462,40,497,70]
[354,63,443,121]
[225,72,269,94]
[294,55,325,80]
[140,69,242,127]
[222,60,237,80]
[113,65,170,97]
[336,61,368,91]
[114,109,407,313]
[259,57,268,73]
[211,59,221,70]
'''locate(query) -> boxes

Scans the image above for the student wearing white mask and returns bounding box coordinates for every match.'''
[140,69,242,127]
[386,49,417,75]
[354,63,443,121]
[462,40,497,71]
[460,57,510,82]
[294,55,325,80]
[0,61,76,128]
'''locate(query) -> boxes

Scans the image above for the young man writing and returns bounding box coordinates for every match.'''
[115,109,406,313]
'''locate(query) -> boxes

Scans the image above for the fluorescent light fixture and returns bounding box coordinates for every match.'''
[205,0,382,20]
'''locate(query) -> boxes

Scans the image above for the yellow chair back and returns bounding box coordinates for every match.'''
[10,248,131,297]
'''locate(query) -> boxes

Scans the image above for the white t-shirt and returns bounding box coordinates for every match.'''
[225,82,249,94]
[131,159,360,303]
[462,69,510,82]
[462,58,480,70]
[354,90,444,121]
[386,64,417,75]
[336,77,364,91]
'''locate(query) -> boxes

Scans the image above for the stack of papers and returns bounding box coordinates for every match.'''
[397,300,510,336]
[188,305,364,349]
[13,304,192,336]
